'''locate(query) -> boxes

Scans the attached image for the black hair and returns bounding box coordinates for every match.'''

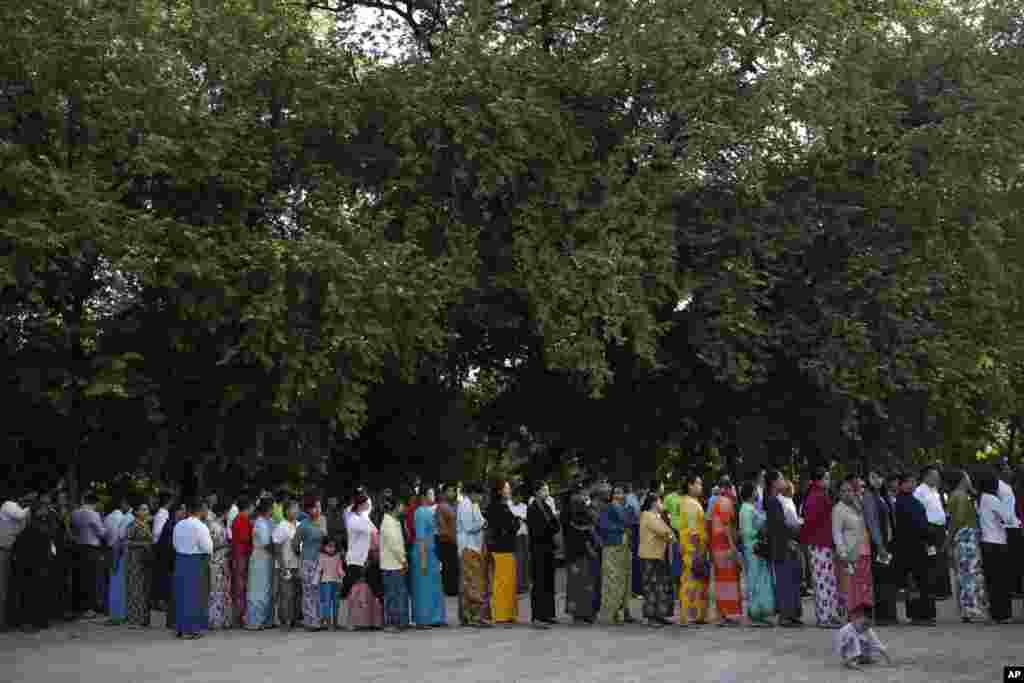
[187,497,206,514]
[811,466,828,482]
[765,470,784,488]
[212,501,229,516]
[739,481,757,502]
[977,471,999,496]
[256,498,273,516]
[920,464,939,480]
[158,493,174,507]
[83,492,99,505]
[641,492,660,512]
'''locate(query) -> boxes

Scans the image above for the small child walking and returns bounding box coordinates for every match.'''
[319,538,345,630]
[834,604,892,670]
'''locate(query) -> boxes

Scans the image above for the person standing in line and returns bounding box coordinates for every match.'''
[318,537,345,630]
[272,501,301,630]
[978,471,1011,624]
[511,490,530,595]
[8,501,54,632]
[297,496,324,630]
[172,498,212,640]
[527,482,561,628]
[709,480,743,627]
[677,474,708,627]
[946,470,987,623]
[862,471,897,625]
[486,481,521,625]
[380,495,410,631]
[123,502,153,628]
[152,494,172,550]
[0,495,29,630]
[766,472,803,627]
[411,489,447,628]
[344,491,384,630]
[801,466,841,628]
[638,492,676,626]
[245,499,275,630]
[739,481,775,627]
[894,473,937,626]
[914,465,950,600]
[564,486,598,625]
[106,498,134,625]
[598,487,633,625]
[435,486,460,599]
[230,495,254,628]
[833,476,874,621]
[160,504,187,632]
[70,493,105,619]
[996,463,1021,596]
[206,501,233,630]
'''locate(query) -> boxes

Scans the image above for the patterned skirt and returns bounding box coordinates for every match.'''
[640,559,674,620]
[124,549,151,627]
[302,559,321,627]
[599,544,631,623]
[461,549,486,623]
[809,546,840,625]
[208,549,232,629]
[347,565,384,628]
[954,527,989,620]
[837,554,874,618]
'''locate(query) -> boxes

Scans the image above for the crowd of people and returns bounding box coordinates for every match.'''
[0,462,1021,642]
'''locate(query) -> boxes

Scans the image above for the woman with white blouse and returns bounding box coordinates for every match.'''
[978,472,1011,624]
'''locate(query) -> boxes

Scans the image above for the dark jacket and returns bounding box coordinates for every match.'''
[564,495,597,562]
[766,495,800,562]
[527,499,561,549]
[894,492,930,568]
[485,499,520,554]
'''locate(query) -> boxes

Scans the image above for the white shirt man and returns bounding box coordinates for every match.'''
[173,515,214,555]
[913,483,947,526]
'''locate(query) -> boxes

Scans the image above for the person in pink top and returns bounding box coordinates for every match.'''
[800,466,842,628]
[318,538,345,630]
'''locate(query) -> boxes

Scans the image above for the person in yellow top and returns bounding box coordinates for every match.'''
[678,474,709,626]
[639,494,677,626]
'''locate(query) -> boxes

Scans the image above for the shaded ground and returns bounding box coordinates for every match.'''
[2,589,1022,683]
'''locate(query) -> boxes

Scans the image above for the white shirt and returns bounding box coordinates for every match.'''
[104,510,125,545]
[997,480,1020,529]
[152,508,170,541]
[0,501,29,550]
[511,502,528,536]
[780,495,803,529]
[345,510,375,566]
[913,484,946,525]
[272,519,300,569]
[172,516,214,555]
[979,493,1008,545]
[379,514,406,571]
[457,499,484,553]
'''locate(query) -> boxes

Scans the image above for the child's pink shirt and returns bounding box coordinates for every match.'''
[319,552,345,583]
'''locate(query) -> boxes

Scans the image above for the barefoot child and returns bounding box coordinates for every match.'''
[835,604,892,670]
[319,538,345,630]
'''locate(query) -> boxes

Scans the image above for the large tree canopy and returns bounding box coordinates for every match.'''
[1,0,1022,495]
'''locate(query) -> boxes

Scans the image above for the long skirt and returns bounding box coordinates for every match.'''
[591,552,603,614]
[346,565,384,628]
[246,549,274,628]
[208,549,232,629]
[231,548,250,627]
[742,550,775,623]
[124,548,151,627]
[565,555,598,619]
[515,536,530,593]
[954,528,988,620]
[411,544,447,626]
[599,544,631,623]
[481,550,495,622]
[439,541,460,597]
[530,544,557,622]
[383,569,410,627]
[276,570,301,627]
[981,542,1011,622]
[491,552,519,623]
[640,559,674,620]
[461,549,486,624]
[711,548,741,621]
[772,558,802,621]
[837,554,874,618]
[108,552,128,622]
[301,559,321,627]
[679,562,709,624]
[173,553,209,635]
[809,546,840,625]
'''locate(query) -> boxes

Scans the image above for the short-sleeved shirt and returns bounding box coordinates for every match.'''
[298,518,324,563]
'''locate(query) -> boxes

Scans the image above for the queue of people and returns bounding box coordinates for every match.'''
[1,463,1021,637]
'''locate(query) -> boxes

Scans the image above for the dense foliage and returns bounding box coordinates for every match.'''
[2,0,1022,496]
